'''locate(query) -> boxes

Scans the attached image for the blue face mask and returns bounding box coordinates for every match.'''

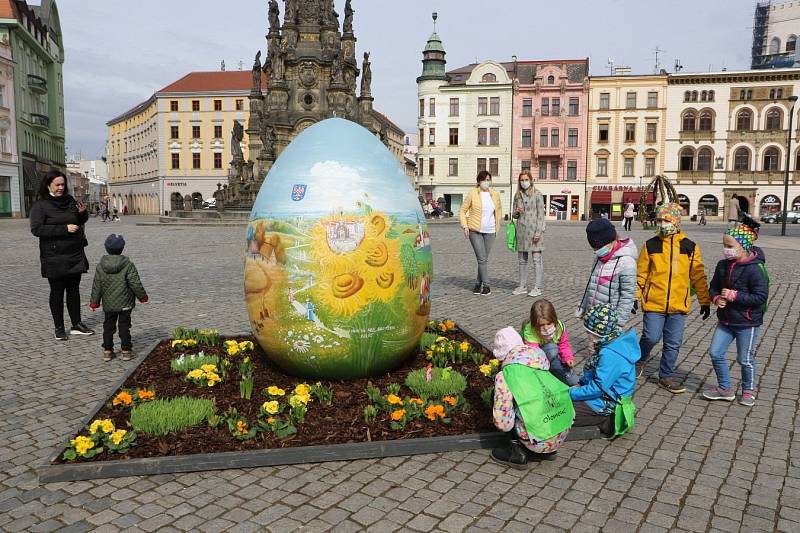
[595,243,613,257]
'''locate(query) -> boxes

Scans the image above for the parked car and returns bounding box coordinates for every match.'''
[760,210,800,224]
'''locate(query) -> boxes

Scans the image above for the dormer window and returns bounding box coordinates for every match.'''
[481,73,497,83]
[547,75,555,84]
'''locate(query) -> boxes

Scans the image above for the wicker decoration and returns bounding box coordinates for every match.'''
[638,175,679,229]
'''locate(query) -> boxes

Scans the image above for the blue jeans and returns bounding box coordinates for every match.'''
[708,324,760,391]
[639,312,686,378]
[541,342,579,386]
[468,231,495,285]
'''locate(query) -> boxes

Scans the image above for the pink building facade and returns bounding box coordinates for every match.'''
[512,59,589,221]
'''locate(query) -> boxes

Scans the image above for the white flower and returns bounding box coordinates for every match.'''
[314,335,324,344]
[303,335,309,340]
[287,330,294,337]
[293,340,310,353]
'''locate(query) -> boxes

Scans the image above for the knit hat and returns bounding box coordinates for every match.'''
[583,303,621,341]
[104,234,125,254]
[585,218,617,249]
[493,327,524,360]
[726,217,759,251]
[655,202,682,227]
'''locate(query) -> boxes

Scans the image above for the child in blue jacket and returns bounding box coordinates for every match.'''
[570,303,640,437]
[702,217,768,407]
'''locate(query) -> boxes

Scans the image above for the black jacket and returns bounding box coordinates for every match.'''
[709,247,769,328]
[30,194,89,279]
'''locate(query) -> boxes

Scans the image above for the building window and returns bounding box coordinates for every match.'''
[171,153,180,169]
[737,109,753,130]
[170,100,178,112]
[418,158,424,176]
[489,127,499,146]
[645,157,655,176]
[448,158,458,176]
[539,162,547,179]
[550,128,559,147]
[697,147,713,171]
[235,99,244,111]
[640,123,655,144]
[429,158,435,175]
[734,147,750,170]
[625,123,635,142]
[419,99,424,117]
[214,152,222,169]
[770,37,781,54]
[482,73,497,83]
[547,75,555,84]
[522,99,532,117]
[478,97,487,115]
[0,85,5,108]
[539,128,548,147]
[477,158,487,173]
[522,129,532,148]
[763,146,780,171]
[0,128,7,153]
[708,90,715,101]
[698,111,713,131]
[192,125,201,139]
[489,158,499,176]
[192,152,201,169]
[597,158,608,176]
[766,107,782,130]
[599,92,610,110]
[490,97,500,115]
[598,123,609,142]
[429,127,435,145]
[429,98,436,117]
[567,160,577,180]
[682,110,696,131]
[214,125,223,138]
[449,128,459,146]
[626,92,637,109]
[418,128,424,146]
[541,98,550,116]
[552,98,560,116]
[623,158,634,177]
[191,100,200,112]
[701,90,708,102]
[478,128,487,146]
[788,35,797,52]
[691,91,698,102]
[569,97,579,116]
[647,91,658,108]
[521,160,531,172]
[449,98,459,116]
[680,147,694,171]
[170,126,179,139]
[568,128,578,147]
[550,161,559,179]
[213,99,222,111]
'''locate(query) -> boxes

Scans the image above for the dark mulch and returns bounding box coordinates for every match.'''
[56,329,497,463]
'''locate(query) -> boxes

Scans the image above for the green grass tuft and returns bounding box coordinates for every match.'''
[130,397,216,436]
[405,367,467,399]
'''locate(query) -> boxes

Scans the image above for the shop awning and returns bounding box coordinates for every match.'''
[591,191,612,203]
[622,191,654,204]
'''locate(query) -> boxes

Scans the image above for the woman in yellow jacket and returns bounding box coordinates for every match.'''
[459,170,503,295]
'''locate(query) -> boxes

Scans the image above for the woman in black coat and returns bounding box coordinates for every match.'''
[30,171,94,340]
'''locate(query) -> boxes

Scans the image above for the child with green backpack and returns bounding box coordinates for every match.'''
[702,217,768,407]
[570,303,640,438]
[489,327,574,469]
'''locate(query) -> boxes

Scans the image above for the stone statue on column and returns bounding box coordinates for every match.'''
[283,0,297,25]
[231,121,244,161]
[320,0,334,25]
[343,0,354,33]
[360,51,372,97]
[268,0,280,32]
[330,50,344,85]
[260,121,276,159]
[269,39,286,82]
[251,51,262,92]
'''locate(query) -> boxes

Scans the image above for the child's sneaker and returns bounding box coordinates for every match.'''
[528,287,542,297]
[739,391,756,407]
[121,350,133,361]
[102,349,114,362]
[490,440,529,470]
[702,386,735,401]
[512,286,528,295]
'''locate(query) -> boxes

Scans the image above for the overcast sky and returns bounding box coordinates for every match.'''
[58,0,757,159]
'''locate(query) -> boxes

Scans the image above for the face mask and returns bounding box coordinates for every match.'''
[595,243,614,258]
[520,181,531,190]
[723,248,740,260]
[540,324,557,338]
[657,222,677,236]
[479,181,490,191]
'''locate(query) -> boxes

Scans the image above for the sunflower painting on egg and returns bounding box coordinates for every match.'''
[244,119,433,379]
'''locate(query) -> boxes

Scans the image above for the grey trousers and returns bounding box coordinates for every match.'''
[468,230,495,285]
[517,251,542,289]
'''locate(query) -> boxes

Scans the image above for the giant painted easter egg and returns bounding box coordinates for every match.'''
[245,118,433,379]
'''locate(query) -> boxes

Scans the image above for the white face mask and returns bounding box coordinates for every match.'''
[520,181,531,190]
[540,324,557,338]
[479,181,490,191]
[723,248,740,260]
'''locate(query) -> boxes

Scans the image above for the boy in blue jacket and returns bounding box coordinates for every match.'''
[702,217,768,407]
[570,303,640,437]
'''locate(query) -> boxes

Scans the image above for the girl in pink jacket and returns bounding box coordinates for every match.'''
[521,299,578,385]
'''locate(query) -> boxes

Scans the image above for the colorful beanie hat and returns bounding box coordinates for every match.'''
[655,202,682,227]
[583,303,621,342]
[726,222,758,251]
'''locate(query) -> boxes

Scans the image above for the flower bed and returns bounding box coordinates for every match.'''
[52,321,505,466]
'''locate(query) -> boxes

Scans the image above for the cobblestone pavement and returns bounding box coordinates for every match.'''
[1,215,799,532]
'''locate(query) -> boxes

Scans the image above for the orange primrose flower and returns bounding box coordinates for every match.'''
[442,396,457,407]
[444,319,456,330]
[424,404,446,421]
[390,409,406,421]
[386,394,403,405]
[112,391,132,407]
[137,390,155,401]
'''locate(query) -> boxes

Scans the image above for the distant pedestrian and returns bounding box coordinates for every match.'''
[727,194,741,228]
[511,170,546,297]
[89,234,148,361]
[29,170,94,341]
[99,202,109,222]
[123,205,129,216]
[698,209,707,226]
[111,207,120,221]
[460,170,502,295]
[623,201,635,231]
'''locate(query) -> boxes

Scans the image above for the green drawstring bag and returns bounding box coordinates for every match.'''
[506,220,517,252]
[614,396,636,436]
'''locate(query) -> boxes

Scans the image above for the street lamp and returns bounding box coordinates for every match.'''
[781,95,798,237]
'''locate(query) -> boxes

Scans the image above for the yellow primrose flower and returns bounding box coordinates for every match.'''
[263,401,280,415]
[171,339,182,348]
[490,359,500,368]
[200,364,218,373]
[289,394,310,408]
[436,336,447,343]
[71,435,95,455]
[479,364,492,377]
[236,420,248,434]
[110,429,127,445]
[386,394,403,405]
[239,341,254,351]
[267,386,286,396]
[459,341,470,353]
[187,369,204,379]
[425,350,433,359]
[101,420,115,433]
[266,417,276,424]
[294,383,311,396]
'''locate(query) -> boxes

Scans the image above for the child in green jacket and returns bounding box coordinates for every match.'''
[89,234,148,361]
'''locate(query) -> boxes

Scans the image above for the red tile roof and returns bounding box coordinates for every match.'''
[158,71,267,93]
[0,0,17,19]
[372,110,404,135]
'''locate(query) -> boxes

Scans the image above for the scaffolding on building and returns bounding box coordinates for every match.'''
[751,1,770,69]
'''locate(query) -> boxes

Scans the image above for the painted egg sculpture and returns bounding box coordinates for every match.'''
[245,118,433,379]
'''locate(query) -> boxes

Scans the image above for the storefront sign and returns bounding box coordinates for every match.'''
[165,181,188,187]
[561,189,572,194]
[591,185,644,192]
[761,195,780,205]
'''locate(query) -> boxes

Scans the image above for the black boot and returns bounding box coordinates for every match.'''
[490,440,529,469]
[526,449,557,462]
